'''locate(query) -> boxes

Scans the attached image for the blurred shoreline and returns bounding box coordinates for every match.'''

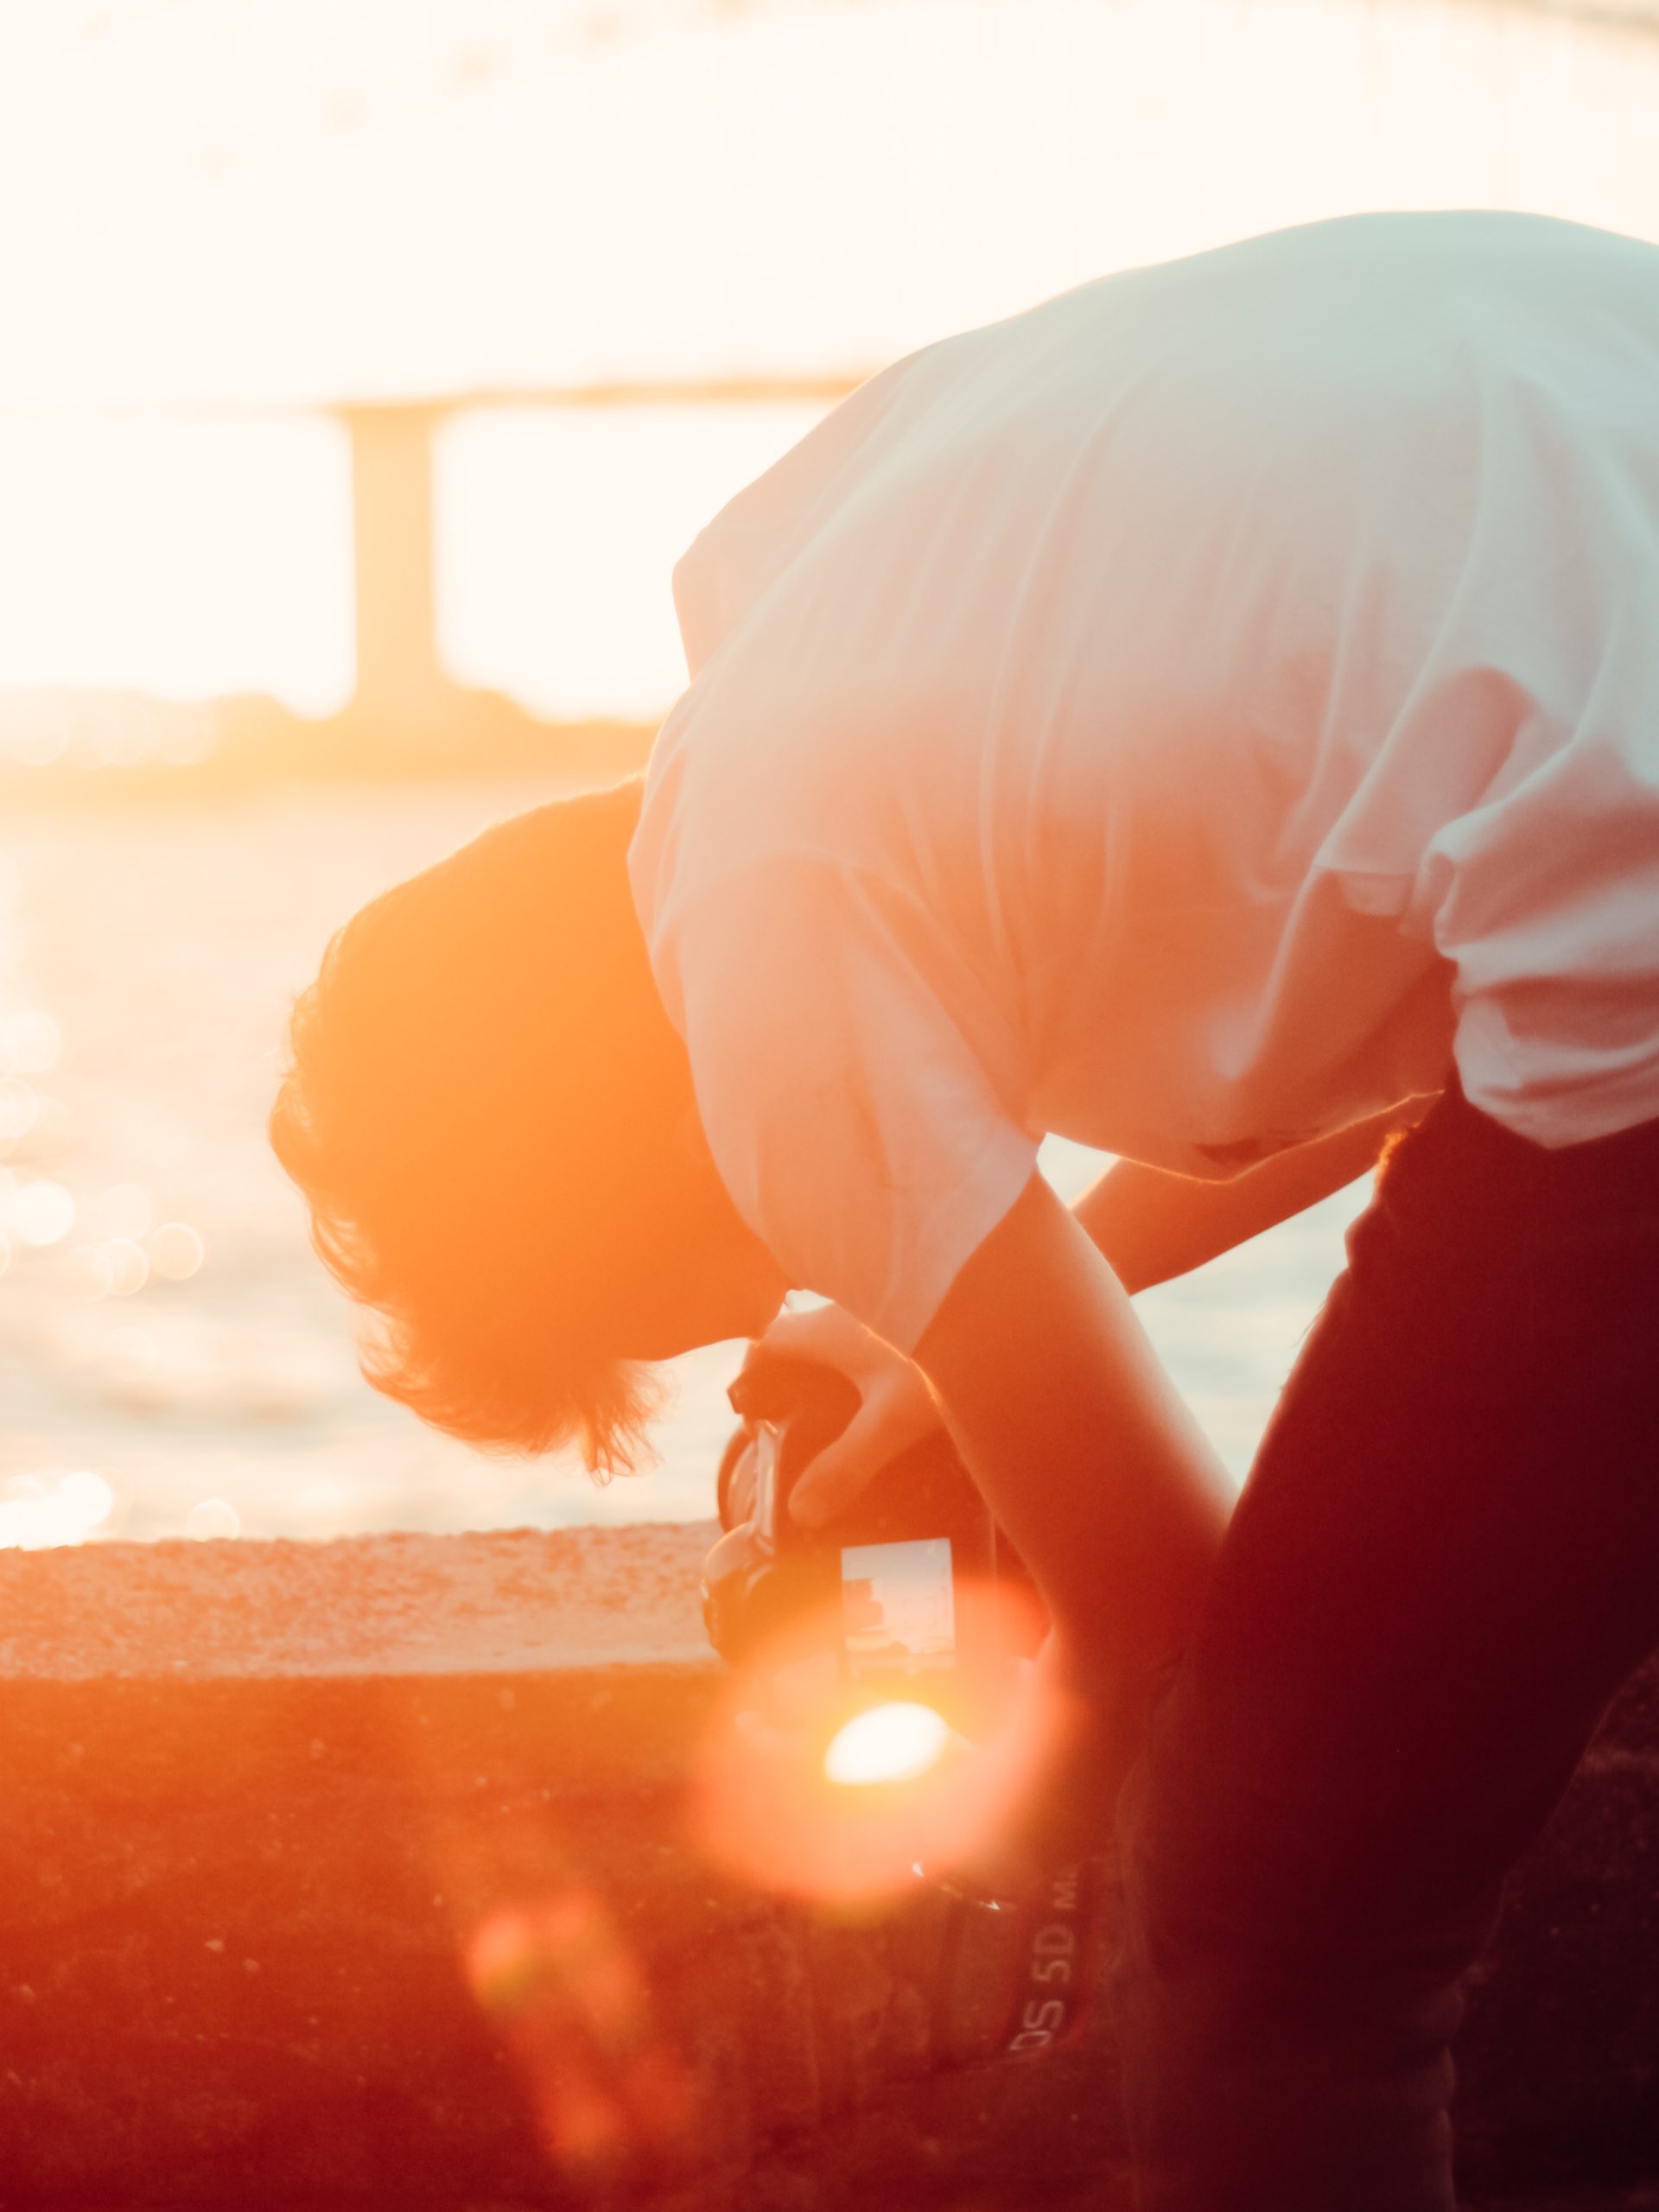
[0,688,655,805]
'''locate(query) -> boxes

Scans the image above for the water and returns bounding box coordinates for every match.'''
[0,784,1368,1546]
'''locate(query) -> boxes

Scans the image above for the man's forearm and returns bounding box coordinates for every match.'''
[1072,1098,1435,1295]
[917,1174,1235,1686]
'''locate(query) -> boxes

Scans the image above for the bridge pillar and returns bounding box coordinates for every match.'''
[340,403,460,740]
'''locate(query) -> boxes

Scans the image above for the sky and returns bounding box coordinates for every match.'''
[1,0,1657,716]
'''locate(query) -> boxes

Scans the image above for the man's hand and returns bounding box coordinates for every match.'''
[745,1304,945,1527]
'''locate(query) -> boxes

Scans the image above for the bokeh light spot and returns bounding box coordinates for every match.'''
[186,1497,240,1541]
[0,1011,60,1077]
[0,1077,39,1147]
[11,1179,75,1246]
[147,1220,204,1280]
[58,1470,115,1528]
[5,718,67,769]
[102,1236,149,1296]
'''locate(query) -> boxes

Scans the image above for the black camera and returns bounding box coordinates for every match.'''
[701,1349,1040,1709]
[699,1351,1098,2068]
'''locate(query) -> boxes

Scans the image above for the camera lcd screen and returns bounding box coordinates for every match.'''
[840,1536,957,1677]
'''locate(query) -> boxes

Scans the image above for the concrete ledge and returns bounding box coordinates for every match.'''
[0,1528,1655,2208]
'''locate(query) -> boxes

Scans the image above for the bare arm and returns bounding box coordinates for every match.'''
[1073,1097,1434,1295]
[914,1172,1234,1686]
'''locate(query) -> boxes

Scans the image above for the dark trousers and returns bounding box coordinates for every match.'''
[1113,1082,1659,2210]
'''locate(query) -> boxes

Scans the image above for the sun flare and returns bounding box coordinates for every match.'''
[823,1700,953,1789]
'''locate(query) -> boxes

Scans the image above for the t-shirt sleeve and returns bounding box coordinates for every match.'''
[655,855,1039,1351]
[1414,734,1659,1147]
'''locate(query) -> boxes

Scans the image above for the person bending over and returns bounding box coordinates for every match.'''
[272,212,1659,2212]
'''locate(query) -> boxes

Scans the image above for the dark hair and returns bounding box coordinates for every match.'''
[270,778,686,1475]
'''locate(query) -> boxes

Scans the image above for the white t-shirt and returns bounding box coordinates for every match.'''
[629,213,1659,1350]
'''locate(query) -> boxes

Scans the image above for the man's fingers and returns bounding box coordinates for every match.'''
[741,1301,944,1529]
[790,1376,950,1526]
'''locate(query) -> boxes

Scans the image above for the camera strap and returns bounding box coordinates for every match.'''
[929,1856,1103,2068]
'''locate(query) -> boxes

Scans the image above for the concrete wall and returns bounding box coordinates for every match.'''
[1,1526,1655,2209]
